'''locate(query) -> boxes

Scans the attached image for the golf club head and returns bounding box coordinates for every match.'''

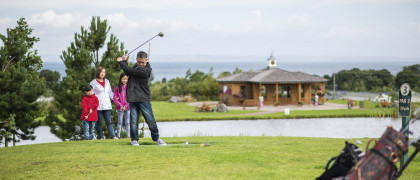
[158,32,164,37]
[75,125,81,132]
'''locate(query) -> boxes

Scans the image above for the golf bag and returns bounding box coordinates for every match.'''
[335,126,408,180]
[316,142,364,180]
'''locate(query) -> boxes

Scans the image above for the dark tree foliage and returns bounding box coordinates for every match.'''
[330,68,395,92]
[0,18,45,147]
[39,69,60,89]
[395,64,420,92]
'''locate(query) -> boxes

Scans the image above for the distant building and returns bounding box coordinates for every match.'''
[216,55,328,106]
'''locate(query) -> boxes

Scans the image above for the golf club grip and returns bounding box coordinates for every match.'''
[128,34,159,56]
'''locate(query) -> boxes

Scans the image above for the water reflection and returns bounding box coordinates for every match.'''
[11,126,61,146]
[148,117,420,139]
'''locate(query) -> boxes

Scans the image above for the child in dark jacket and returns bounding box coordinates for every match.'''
[80,85,99,140]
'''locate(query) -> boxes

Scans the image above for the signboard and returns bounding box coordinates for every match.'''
[399,83,411,117]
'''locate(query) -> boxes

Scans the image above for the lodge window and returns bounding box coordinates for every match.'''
[261,85,266,99]
[278,86,282,98]
[311,85,316,97]
[240,86,246,98]
[311,85,316,104]
[283,86,291,98]
[274,86,283,98]
[301,86,305,99]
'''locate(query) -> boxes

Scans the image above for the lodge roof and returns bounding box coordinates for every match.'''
[216,67,328,84]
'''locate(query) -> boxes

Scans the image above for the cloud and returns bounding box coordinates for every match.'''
[322,26,374,39]
[286,14,311,27]
[28,10,88,28]
[1,0,415,9]
[140,17,205,32]
[314,0,416,7]
[0,17,12,30]
[103,13,139,30]
[0,0,298,9]
[252,11,262,20]
[408,22,420,33]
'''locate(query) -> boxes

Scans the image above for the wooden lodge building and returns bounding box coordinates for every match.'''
[216,55,328,106]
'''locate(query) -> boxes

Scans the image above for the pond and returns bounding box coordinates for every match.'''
[152,117,420,138]
[7,117,420,147]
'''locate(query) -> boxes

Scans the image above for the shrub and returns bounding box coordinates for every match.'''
[298,101,304,106]
[198,103,213,112]
[183,96,195,102]
[381,100,390,108]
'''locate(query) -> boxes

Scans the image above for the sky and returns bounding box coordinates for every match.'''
[1,0,420,62]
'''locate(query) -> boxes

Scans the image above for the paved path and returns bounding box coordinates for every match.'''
[187,102,353,116]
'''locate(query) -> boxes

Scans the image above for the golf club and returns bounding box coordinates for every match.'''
[400,108,420,134]
[127,32,164,56]
[69,112,92,140]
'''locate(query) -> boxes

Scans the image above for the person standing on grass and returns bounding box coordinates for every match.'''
[80,85,99,140]
[117,51,166,146]
[113,73,130,139]
[90,66,118,139]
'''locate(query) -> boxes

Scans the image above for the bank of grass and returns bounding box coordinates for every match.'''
[152,101,398,122]
[1,136,419,179]
[328,99,395,109]
[151,101,260,121]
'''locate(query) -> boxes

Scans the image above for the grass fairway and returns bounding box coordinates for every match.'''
[1,137,419,179]
[150,101,398,121]
[152,101,397,121]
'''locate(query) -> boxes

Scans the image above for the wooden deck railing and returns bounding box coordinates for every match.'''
[242,99,260,110]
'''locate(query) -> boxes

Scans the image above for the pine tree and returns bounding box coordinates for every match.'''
[0,18,45,147]
[45,17,126,140]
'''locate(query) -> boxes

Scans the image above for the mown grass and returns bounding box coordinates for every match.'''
[1,136,419,179]
[328,99,397,109]
[151,101,399,122]
[152,102,258,121]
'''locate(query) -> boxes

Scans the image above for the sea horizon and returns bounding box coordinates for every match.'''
[40,54,420,82]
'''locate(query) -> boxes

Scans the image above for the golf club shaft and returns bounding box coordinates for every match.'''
[400,118,418,134]
[408,136,420,148]
[128,34,160,56]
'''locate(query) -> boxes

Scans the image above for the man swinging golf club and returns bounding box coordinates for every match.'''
[117,51,166,146]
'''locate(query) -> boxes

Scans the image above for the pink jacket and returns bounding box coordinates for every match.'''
[113,85,130,110]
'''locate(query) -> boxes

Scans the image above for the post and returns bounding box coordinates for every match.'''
[275,83,278,102]
[401,116,409,167]
[399,83,411,167]
[298,83,301,102]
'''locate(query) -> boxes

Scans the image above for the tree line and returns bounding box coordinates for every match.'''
[323,66,420,93]
[150,68,241,101]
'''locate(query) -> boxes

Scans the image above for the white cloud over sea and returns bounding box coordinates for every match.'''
[0,0,419,59]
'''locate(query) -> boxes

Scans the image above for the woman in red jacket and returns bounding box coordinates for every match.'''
[80,85,99,140]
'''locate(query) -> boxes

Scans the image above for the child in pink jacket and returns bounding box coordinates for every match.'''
[113,73,130,138]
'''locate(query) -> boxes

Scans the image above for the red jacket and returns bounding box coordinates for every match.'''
[80,94,99,121]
